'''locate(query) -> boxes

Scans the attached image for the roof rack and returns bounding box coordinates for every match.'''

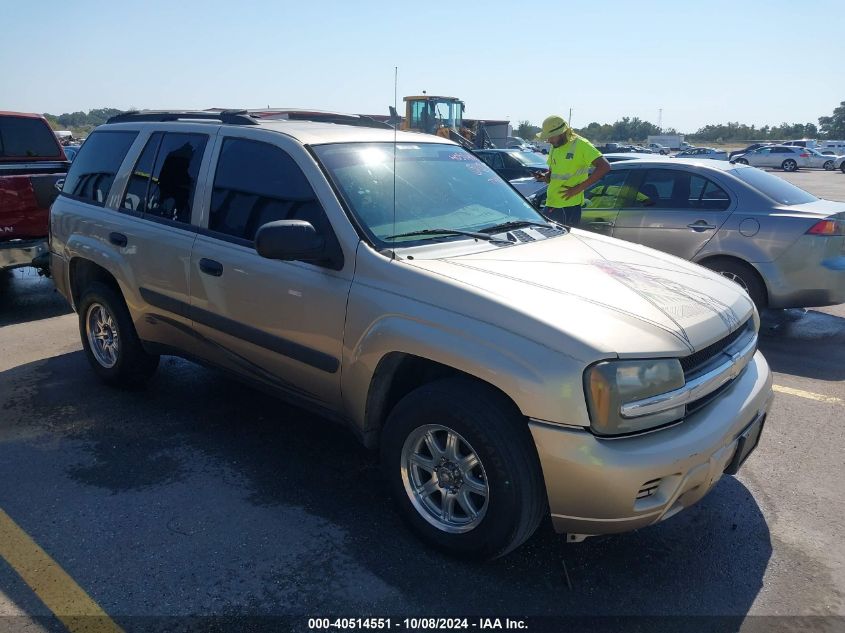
[252,109,393,130]
[106,110,258,126]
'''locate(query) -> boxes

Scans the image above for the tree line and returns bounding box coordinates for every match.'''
[515,100,845,143]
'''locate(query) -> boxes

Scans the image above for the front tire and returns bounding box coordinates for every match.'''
[735,158,749,165]
[823,160,834,171]
[782,159,798,172]
[380,377,546,560]
[78,282,159,386]
[702,258,766,310]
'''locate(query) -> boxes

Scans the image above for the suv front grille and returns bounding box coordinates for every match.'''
[680,319,752,376]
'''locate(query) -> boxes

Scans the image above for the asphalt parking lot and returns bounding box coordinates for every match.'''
[1,167,844,632]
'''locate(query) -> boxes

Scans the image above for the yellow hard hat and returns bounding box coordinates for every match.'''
[537,115,569,140]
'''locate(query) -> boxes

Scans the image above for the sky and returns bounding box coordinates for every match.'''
[2,0,843,133]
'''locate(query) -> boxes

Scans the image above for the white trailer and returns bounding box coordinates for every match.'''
[647,134,685,150]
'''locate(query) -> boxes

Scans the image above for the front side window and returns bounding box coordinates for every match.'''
[209,138,325,242]
[584,170,632,209]
[313,142,546,247]
[144,133,208,223]
[62,130,138,204]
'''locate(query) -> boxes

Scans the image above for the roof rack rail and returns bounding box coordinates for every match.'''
[252,109,393,130]
[106,110,258,126]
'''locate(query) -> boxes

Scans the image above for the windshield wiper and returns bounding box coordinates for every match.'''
[479,220,554,233]
[383,228,512,244]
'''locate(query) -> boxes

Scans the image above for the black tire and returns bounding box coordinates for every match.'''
[78,281,159,386]
[782,159,798,172]
[841,162,845,174]
[735,158,748,165]
[380,376,546,560]
[702,257,767,310]
[823,160,834,171]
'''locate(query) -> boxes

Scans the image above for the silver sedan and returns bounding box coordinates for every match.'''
[804,148,839,170]
[528,157,845,309]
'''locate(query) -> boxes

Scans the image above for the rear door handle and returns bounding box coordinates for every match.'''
[109,232,128,247]
[687,221,717,231]
[199,258,223,277]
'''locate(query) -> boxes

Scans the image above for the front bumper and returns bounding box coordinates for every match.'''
[0,239,48,271]
[529,351,773,536]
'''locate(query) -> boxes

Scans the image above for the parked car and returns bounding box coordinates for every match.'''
[647,143,671,155]
[834,155,845,173]
[631,145,654,154]
[673,147,729,160]
[50,110,773,559]
[782,139,819,149]
[62,145,81,161]
[527,157,845,309]
[728,143,771,161]
[474,148,548,197]
[603,152,655,162]
[0,111,69,273]
[731,145,809,171]
[803,148,837,170]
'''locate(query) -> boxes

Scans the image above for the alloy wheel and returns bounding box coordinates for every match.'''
[85,302,120,368]
[400,424,489,533]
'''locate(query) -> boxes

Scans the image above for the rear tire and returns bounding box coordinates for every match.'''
[702,257,766,310]
[78,282,159,387]
[380,377,546,560]
[782,159,798,172]
[840,162,845,174]
[823,160,834,171]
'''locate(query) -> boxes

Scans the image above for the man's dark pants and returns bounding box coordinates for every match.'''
[544,205,582,227]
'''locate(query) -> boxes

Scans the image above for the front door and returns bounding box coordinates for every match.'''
[188,132,352,409]
[579,168,634,236]
[611,167,733,259]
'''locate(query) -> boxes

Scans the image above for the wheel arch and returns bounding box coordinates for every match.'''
[68,257,123,310]
[695,254,769,307]
[362,353,526,450]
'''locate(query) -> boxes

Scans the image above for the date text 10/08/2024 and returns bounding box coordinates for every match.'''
[308,618,528,630]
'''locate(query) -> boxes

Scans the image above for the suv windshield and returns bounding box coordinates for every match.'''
[314,143,547,246]
[731,166,818,205]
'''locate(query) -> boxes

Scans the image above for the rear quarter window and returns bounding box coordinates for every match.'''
[62,130,138,205]
[0,116,64,159]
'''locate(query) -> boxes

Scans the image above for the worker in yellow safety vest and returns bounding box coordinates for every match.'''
[535,115,611,227]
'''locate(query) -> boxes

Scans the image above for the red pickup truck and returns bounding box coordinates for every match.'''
[0,111,69,274]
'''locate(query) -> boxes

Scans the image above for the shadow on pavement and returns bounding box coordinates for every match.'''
[0,351,772,626]
[759,308,845,381]
[0,268,72,327]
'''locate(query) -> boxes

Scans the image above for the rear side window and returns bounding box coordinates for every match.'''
[142,133,208,224]
[62,131,138,204]
[208,138,325,243]
[0,116,63,158]
[637,169,730,210]
[731,166,817,205]
[121,133,161,213]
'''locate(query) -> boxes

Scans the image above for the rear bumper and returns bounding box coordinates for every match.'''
[758,238,845,308]
[529,351,773,536]
[0,239,48,271]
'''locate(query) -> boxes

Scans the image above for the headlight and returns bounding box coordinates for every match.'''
[585,359,685,436]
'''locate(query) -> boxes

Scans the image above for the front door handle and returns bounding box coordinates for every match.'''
[588,220,615,226]
[109,232,128,247]
[199,258,223,277]
[687,221,717,231]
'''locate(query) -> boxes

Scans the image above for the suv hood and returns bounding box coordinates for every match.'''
[406,230,755,360]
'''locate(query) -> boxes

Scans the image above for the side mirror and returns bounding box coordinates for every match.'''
[255,220,326,262]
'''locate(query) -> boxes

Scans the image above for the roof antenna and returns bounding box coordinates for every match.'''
[392,66,398,262]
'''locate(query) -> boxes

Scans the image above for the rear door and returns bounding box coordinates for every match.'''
[111,127,212,353]
[188,129,353,409]
[611,167,734,259]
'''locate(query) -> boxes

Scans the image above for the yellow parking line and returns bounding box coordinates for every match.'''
[773,384,843,405]
[0,507,123,633]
